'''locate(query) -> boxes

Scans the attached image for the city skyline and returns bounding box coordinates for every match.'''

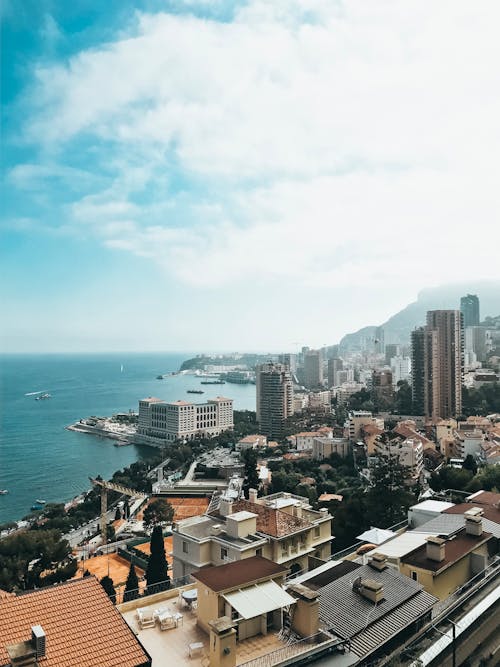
[2,1,500,353]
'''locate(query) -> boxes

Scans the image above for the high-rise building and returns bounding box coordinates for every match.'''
[460,294,480,327]
[464,326,487,363]
[327,357,343,387]
[278,353,297,373]
[374,327,385,355]
[385,344,400,366]
[390,355,411,385]
[256,363,293,439]
[411,311,463,419]
[304,349,323,389]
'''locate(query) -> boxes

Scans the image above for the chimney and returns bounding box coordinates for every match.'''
[353,578,384,604]
[248,488,258,504]
[464,507,483,536]
[294,504,303,519]
[31,626,46,660]
[6,642,37,667]
[219,499,233,517]
[368,553,387,571]
[426,536,446,562]
[210,524,223,535]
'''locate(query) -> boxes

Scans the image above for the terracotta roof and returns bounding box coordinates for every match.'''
[465,491,500,507]
[362,423,384,435]
[0,577,150,667]
[232,499,312,537]
[192,556,288,592]
[401,530,492,573]
[393,423,432,445]
[318,493,343,502]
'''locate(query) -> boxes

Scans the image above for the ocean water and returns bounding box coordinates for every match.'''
[0,353,256,524]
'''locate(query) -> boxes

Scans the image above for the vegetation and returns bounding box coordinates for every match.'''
[429,463,500,494]
[100,575,117,604]
[0,529,73,591]
[123,563,140,602]
[143,499,174,529]
[242,448,260,496]
[146,525,170,593]
[461,384,500,417]
[345,380,413,415]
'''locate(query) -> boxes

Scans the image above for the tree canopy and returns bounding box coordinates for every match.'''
[143,499,174,529]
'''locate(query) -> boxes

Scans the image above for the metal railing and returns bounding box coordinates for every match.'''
[114,574,194,605]
[238,631,335,667]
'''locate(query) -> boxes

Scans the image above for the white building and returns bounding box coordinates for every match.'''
[375,437,424,483]
[390,355,411,386]
[138,396,233,443]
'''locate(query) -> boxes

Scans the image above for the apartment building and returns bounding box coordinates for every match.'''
[303,350,323,389]
[138,396,233,443]
[172,490,332,580]
[256,363,293,439]
[313,437,351,460]
[347,411,384,442]
[374,436,424,483]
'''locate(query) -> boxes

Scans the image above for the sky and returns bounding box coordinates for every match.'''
[2,0,500,353]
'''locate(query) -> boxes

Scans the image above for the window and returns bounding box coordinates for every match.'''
[182,541,188,554]
[314,526,321,538]
[411,571,418,581]
[256,548,262,557]
[221,548,228,560]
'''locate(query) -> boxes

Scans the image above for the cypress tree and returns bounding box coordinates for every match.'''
[100,575,116,604]
[146,525,170,594]
[123,562,139,602]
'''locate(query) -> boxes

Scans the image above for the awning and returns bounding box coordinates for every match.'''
[222,580,296,620]
[356,528,396,545]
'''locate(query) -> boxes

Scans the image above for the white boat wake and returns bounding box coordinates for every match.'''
[25,391,47,396]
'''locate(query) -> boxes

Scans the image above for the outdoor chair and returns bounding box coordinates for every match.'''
[137,607,156,629]
[158,611,176,631]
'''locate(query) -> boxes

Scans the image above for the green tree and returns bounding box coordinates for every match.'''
[332,491,370,550]
[146,525,170,594]
[462,455,478,476]
[123,562,139,602]
[100,575,116,604]
[143,499,174,529]
[395,380,413,414]
[242,448,260,495]
[367,451,414,526]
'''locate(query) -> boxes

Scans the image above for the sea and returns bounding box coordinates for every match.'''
[0,353,256,524]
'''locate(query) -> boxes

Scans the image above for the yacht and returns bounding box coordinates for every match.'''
[0,490,8,495]
[35,393,51,400]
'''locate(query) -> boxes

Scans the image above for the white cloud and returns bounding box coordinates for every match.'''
[16,0,500,300]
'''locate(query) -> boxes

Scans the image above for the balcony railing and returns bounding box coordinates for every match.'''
[238,631,336,667]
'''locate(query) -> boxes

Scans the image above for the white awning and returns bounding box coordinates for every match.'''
[356,527,396,545]
[222,580,296,620]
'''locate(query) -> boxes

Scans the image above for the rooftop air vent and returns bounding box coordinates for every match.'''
[368,553,387,571]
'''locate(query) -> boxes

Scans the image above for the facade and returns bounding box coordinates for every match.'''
[313,437,350,460]
[411,311,463,419]
[172,490,333,580]
[374,437,424,483]
[235,434,267,451]
[390,355,411,385]
[464,325,487,362]
[138,396,233,442]
[327,357,343,388]
[347,411,384,442]
[460,293,480,327]
[385,343,400,365]
[277,353,297,372]
[304,350,323,389]
[256,363,293,439]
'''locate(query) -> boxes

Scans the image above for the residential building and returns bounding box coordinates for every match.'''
[400,512,493,600]
[374,326,385,354]
[390,355,411,385]
[372,368,393,402]
[385,343,400,366]
[296,558,437,666]
[289,429,332,451]
[327,357,343,388]
[313,437,350,460]
[172,490,333,579]
[304,350,323,389]
[460,293,480,327]
[138,396,233,443]
[307,390,331,410]
[333,382,365,404]
[374,436,424,483]
[278,352,296,372]
[347,411,384,442]
[192,556,293,637]
[465,325,487,362]
[411,310,463,419]
[235,434,267,451]
[0,577,151,667]
[256,363,293,440]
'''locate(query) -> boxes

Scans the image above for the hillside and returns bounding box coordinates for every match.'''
[339,281,500,349]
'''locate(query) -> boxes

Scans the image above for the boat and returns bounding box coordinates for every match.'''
[187,389,204,394]
[35,393,51,400]
[31,503,44,511]
[35,499,46,504]
[200,380,226,385]
[156,375,164,380]
[0,490,8,495]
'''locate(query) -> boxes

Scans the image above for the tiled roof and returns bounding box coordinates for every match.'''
[465,491,500,507]
[444,502,500,527]
[401,529,492,572]
[317,563,436,642]
[232,500,312,538]
[192,556,288,592]
[0,577,150,667]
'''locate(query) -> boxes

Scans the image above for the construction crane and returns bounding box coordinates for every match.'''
[89,478,148,545]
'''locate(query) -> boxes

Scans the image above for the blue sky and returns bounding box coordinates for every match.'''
[2,0,500,353]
